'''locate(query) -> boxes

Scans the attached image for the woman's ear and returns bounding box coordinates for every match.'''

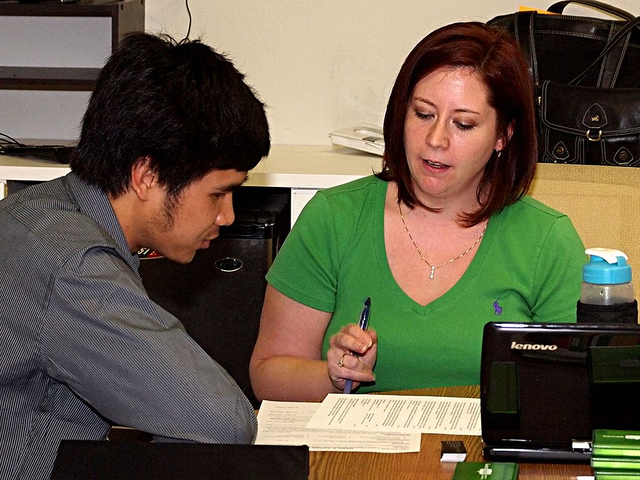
[495,121,515,152]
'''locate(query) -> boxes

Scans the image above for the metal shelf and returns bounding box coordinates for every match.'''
[0,0,144,91]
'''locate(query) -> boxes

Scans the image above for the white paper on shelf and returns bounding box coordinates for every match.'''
[329,124,384,156]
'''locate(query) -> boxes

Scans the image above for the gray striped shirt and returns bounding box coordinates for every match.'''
[0,173,257,480]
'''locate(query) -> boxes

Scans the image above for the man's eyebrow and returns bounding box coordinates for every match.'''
[218,175,248,192]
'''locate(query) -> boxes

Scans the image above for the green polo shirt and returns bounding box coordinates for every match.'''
[267,175,586,392]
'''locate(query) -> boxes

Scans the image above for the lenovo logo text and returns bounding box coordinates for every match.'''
[510,341,558,351]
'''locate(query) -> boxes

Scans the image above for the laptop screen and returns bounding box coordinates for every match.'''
[480,322,640,462]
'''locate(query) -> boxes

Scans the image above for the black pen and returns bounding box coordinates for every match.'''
[343,297,371,394]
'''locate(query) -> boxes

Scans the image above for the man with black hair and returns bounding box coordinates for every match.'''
[0,33,270,479]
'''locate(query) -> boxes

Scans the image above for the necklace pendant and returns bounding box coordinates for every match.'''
[429,265,436,279]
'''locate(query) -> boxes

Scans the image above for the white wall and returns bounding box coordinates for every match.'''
[145,0,638,145]
[2,0,637,143]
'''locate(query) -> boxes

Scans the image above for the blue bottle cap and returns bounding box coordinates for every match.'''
[583,248,632,285]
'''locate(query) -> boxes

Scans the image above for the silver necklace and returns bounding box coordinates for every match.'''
[397,201,486,280]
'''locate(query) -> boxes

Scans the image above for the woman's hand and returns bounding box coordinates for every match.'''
[327,324,378,392]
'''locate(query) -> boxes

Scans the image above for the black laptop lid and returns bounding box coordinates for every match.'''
[51,442,309,480]
[480,322,640,462]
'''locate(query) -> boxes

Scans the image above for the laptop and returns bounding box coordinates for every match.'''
[51,442,309,480]
[481,322,640,463]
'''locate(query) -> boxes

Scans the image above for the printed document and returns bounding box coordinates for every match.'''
[306,394,481,435]
[255,400,420,453]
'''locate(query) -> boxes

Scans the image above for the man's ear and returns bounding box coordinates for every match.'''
[130,156,156,201]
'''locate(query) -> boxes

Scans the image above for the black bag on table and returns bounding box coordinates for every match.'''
[488,1,640,166]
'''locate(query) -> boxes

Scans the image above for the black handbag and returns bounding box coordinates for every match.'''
[539,80,640,166]
[487,0,640,89]
[488,1,640,166]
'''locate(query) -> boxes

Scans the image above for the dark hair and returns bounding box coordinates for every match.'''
[71,33,270,198]
[377,22,537,226]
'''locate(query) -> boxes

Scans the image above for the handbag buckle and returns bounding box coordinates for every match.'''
[586,129,602,142]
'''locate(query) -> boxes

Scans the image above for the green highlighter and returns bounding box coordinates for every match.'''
[452,462,519,480]
[594,470,640,480]
[593,430,640,459]
[592,456,640,471]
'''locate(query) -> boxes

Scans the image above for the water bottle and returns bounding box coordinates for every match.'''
[577,247,638,324]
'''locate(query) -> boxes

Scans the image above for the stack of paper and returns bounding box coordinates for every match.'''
[254,394,482,453]
[592,429,640,479]
[255,401,421,453]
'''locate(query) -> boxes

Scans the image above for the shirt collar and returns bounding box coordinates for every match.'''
[65,172,140,271]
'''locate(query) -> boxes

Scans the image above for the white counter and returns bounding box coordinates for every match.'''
[0,145,384,225]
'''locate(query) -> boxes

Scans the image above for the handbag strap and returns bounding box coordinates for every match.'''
[514,13,539,87]
[569,15,640,85]
[547,0,635,21]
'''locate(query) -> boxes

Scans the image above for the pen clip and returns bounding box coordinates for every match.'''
[358,297,371,331]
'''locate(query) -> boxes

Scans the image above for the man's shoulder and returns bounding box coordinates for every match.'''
[1,176,119,258]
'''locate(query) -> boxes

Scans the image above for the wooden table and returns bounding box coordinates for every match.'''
[307,386,593,480]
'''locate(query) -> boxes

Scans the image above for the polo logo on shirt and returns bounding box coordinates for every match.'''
[493,299,503,316]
